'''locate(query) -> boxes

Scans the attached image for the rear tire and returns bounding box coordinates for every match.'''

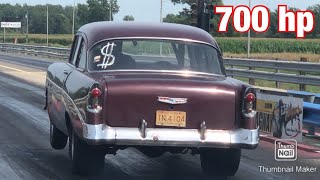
[200,148,241,176]
[69,127,105,175]
[50,122,68,149]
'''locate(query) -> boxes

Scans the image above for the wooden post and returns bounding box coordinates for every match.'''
[275,58,280,88]
[249,66,255,85]
[230,64,234,78]
[299,57,308,91]
[3,27,5,43]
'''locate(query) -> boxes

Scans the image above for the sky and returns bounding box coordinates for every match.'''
[3,0,319,22]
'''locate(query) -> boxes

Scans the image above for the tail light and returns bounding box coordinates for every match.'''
[246,93,255,103]
[245,92,256,113]
[87,83,103,113]
[242,87,257,129]
[91,88,101,97]
[242,88,256,116]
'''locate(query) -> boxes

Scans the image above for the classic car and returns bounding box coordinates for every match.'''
[44,21,259,176]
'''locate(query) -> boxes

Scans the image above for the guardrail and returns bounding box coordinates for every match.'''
[224,58,320,90]
[0,43,70,60]
[0,43,319,135]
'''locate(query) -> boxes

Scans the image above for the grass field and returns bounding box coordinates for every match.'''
[224,53,320,62]
[237,77,320,93]
[215,37,320,54]
[0,33,73,47]
[0,33,73,40]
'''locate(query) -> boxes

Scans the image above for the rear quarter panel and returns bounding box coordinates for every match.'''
[64,71,102,136]
[226,77,253,128]
[46,62,74,134]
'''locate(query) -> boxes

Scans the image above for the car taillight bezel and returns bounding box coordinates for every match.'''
[242,87,257,118]
[87,83,103,113]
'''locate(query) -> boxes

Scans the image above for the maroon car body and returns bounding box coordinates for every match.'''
[45,22,259,176]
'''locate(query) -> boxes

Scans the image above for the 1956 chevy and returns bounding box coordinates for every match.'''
[44,22,259,176]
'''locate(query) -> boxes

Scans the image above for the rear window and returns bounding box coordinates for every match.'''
[88,39,223,75]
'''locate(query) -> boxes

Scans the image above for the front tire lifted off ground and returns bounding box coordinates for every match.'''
[50,122,68,149]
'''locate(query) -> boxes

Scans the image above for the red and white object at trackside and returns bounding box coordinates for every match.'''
[278,5,315,38]
[214,5,315,38]
[215,5,270,33]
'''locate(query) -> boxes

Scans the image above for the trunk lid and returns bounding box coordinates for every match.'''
[101,71,238,130]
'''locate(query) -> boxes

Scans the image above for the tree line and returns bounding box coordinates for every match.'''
[0,0,134,34]
[164,0,320,38]
[1,0,318,38]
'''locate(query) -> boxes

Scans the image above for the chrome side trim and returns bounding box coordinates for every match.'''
[82,123,259,149]
[46,78,85,123]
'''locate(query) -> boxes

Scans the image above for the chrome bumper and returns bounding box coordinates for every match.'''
[82,124,259,149]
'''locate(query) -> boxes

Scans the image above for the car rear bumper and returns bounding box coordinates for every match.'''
[82,123,259,149]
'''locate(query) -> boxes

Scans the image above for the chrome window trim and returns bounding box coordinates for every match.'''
[90,69,225,77]
[86,37,223,75]
[88,37,219,51]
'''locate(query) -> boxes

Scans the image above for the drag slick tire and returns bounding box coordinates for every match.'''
[69,127,105,175]
[200,148,241,176]
[50,122,68,149]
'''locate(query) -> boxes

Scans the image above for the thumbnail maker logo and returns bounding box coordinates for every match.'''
[275,139,297,161]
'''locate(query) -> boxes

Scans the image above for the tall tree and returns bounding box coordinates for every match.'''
[86,0,119,22]
[163,13,187,24]
[171,0,223,5]
[123,15,135,21]
[0,2,120,35]
[308,4,320,37]
[28,5,47,34]
[165,0,224,35]
[76,4,89,29]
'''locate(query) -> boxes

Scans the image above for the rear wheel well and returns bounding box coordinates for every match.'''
[44,87,48,110]
[65,112,71,134]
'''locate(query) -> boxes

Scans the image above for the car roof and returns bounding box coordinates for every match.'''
[77,21,220,50]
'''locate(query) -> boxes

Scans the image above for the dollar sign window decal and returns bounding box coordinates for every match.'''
[97,42,116,69]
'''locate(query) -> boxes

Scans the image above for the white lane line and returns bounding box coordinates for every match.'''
[0,64,27,73]
[0,76,44,97]
[0,58,47,71]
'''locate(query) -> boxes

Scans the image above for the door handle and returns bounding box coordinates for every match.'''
[63,70,69,75]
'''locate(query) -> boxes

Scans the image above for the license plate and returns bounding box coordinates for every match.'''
[156,110,186,127]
